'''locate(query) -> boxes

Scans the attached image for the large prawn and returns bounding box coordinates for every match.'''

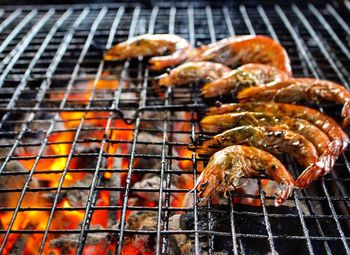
[200,111,330,154]
[188,35,292,75]
[194,125,318,167]
[201,63,290,98]
[237,78,350,127]
[158,61,231,86]
[206,102,349,188]
[104,34,191,70]
[194,145,295,207]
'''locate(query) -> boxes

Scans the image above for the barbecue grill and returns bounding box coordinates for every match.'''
[0,1,349,255]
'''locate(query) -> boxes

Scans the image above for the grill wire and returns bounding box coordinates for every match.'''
[0,2,349,255]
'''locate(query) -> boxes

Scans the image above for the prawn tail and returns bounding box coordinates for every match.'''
[274,180,294,207]
[327,139,348,156]
[296,152,336,189]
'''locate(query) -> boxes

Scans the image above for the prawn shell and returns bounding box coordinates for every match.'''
[158,61,231,86]
[201,63,290,98]
[195,145,295,207]
[237,78,350,127]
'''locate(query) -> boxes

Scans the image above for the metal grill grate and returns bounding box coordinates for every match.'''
[0,2,349,255]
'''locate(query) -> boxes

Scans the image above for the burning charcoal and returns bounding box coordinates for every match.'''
[74,141,101,169]
[134,132,182,171]
[134,132,164,170]
[124,211,157,253]
[132,215,157,253]
[43,174,92,206]
[167,214,192,255]
[133,175,181,203]
[126,211,156,230]
[0,139,13,157]
[49,224,115,252]
[0,161,39,207]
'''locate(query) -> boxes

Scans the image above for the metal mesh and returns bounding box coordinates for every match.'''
[0,2,349,255]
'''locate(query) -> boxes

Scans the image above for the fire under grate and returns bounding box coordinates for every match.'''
[0,2,350,255]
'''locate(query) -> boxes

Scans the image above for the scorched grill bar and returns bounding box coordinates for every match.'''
[0,2,349,255]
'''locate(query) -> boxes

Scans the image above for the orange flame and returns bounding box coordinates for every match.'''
[5,77,134,254]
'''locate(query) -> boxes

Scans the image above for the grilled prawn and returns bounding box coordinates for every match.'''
[195,125,318,167]
[158,61,231,86]
[201,111,330,154]
[206,102,349,188]
[104,34,191,70]
[237,78,350,127]
[194,145,295,206]
[201,63,290,98]
[188,35,291,75]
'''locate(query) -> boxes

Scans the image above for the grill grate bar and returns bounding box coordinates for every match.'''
[308,4,350,62]
[160,8,177,253]
[0,8,90,252]
[292,5,350,88]
[239,5,255,35]
[37,7,120,254]
[0,10,55,82]
[205,7,220,255]
[0,8,89,177]
[0,9,37,55]
[114,7,144,255]
[255,8,315,254]
[222,6,235,36]
[0,227,350,239]
[0,3,349,254]
[326,4,350,36]
[276,4,350,254]
[0,9,21,34]
[187,6,201,255]
[291,5,350,252]
[69,7,129,253]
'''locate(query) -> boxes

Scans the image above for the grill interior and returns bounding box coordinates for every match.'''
[0,2,350,255]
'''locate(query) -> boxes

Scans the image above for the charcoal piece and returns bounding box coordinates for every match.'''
[134,132,182,172]
[132,175,181,202]
[49,224,116,253]
[124,211,157,254]
[0,161,39,207]
[134,132,164,170]
[168,214,192,255]
[178,204,326,255]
